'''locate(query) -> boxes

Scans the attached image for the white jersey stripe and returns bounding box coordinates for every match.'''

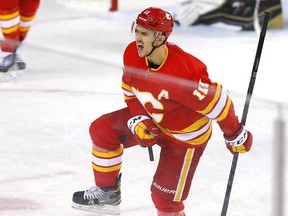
[206,88,228,119]
[123,89,134,97]
[171,120,212,141]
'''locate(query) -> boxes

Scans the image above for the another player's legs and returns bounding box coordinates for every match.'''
[0,0,39,73]
[72,108,137,215]
[151,140,207,215]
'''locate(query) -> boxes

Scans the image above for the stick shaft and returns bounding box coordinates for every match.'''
[148,146,154,161]
[220,12,270,216]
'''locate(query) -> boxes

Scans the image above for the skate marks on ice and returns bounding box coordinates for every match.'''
[71,203,120,215]
[0,197,40,212]
[0,69,25,82]
[70,203,155,216]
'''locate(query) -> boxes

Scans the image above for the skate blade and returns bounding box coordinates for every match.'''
[71,202,120,215]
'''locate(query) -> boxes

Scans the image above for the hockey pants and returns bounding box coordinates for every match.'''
[89,107,206,212]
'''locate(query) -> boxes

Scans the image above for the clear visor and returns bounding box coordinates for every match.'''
[130,21,163,40]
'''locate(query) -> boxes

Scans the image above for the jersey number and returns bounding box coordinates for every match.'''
[193,80,209,100]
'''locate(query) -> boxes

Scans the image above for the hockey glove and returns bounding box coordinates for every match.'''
[224,124,253,154]
[127,115,160,147]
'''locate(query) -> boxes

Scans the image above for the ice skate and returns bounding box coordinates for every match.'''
[0,53,26,82]
[0,52,26,72]
[72,174,121,215]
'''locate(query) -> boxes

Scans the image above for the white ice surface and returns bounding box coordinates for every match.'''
[0,0,288,216]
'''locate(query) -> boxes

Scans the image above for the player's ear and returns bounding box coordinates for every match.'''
[156,34,166,45]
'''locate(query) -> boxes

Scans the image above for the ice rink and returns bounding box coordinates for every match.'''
[0,0,288,215]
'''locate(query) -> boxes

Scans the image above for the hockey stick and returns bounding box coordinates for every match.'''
[119,134,154,161]
[148,146,154,161]
[220,12,270,216]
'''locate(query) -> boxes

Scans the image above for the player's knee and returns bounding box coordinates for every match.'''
[89,114,119,150]
[151,193,185,214]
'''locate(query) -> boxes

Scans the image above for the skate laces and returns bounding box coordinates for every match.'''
[83,186,104,200]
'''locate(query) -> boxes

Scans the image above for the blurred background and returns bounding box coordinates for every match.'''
[0,0,287,215]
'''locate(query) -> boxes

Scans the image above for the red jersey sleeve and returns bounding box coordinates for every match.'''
[171,66,240,136]
[164,44,241,137]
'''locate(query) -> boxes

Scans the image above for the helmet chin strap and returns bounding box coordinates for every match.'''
[145,33,166,57]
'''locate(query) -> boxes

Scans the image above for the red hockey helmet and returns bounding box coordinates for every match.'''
[136,7,174,38]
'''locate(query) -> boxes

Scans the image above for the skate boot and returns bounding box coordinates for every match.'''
[0,52,26,72]
[15,54,26,70]
[0,52,26,82]
[196,0,283,30]
[72,174,121,215]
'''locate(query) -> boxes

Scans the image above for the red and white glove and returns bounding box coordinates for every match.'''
[224,124,253,154]
[127,115,160,147]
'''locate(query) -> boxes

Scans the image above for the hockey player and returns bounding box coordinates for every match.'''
[0,0,40,73]
[72,7,253,216]
[174,0,283,30]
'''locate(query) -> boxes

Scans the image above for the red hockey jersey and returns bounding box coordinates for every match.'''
[122,41,240,148]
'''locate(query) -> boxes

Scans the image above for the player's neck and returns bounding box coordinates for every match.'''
[147,45,167,66]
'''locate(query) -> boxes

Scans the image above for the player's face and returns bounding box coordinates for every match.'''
[134,25,156,57]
